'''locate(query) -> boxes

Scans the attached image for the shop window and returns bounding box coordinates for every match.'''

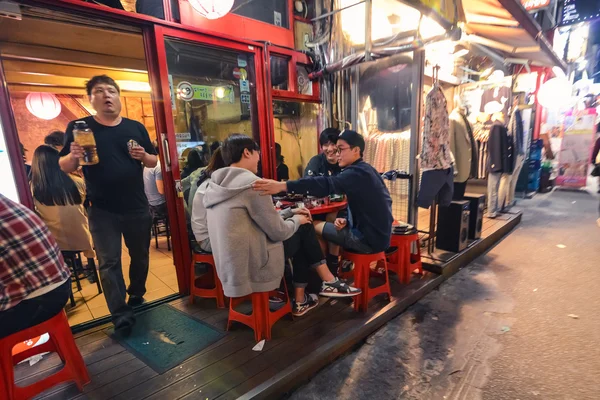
[232,0,290,29]
[164,39,260,166]
[273,101,319,181]
[358,59,415,222]
[271,55,291,91]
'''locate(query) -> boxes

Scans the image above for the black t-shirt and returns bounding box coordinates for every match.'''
[304,153,341,177]
[60,116,156,214]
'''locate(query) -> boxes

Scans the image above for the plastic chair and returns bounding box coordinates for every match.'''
[190,251,226,308]
[388,232,423,284]
[0,311,90,400]
[62,251,102,295]
[341,251,392,312]
[152,214,171,251]
[227,280,292,341]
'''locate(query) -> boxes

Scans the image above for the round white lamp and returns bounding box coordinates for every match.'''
[25,93,61,120]
[188,0,234,20]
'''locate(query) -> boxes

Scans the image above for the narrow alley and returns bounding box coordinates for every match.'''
[289,190,600,400]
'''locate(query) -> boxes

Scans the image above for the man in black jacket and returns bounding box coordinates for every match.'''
[304,128,342,178]
[253,130,393,254]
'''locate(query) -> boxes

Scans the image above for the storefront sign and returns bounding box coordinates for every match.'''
[521,0,551,12]
[556,109,596,188]
[240,79,250,93]
[560,0,600,26]
[176,81,234,103]
[168,75,177,110]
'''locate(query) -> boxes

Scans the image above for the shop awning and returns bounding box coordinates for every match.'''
[461,0,567,70]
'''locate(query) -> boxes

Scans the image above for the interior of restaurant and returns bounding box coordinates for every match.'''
[0,9,177,326]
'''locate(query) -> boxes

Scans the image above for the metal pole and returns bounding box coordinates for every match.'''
[409,49,425,227]
[311,0,366,22]
[365,0,372,62]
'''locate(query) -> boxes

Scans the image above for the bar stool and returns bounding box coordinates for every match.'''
[341,251,391,312]
[190,250,225,308]
[388,232,423,284]
[227,280,292,341]
[0,311,90,400]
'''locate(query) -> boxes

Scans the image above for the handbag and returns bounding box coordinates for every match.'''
[592,164,600,177]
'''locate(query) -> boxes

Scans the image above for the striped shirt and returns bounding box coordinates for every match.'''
[0,194,70,311]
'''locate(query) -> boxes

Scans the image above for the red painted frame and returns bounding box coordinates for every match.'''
[0,60,32,209]
[179,0,296,49]
[151,26,273,292]
[269,45,321,103]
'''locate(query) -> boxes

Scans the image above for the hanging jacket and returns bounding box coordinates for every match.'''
[488,123,514,174]
[449,109,473,183]
[420,85,453,170]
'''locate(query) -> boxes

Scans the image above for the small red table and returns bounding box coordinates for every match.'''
[307,201,347,216]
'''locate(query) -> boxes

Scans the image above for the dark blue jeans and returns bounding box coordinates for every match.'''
[88,206,152,328]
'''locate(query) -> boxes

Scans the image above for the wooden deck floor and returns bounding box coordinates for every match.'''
[16,212,520,400]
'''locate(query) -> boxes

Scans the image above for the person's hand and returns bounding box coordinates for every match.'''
[297,214,312,225]
[293,207,312,219]
[252,179,287,195]
[334,218,347,231]
[129,145,146,161]
[69,142,84,160]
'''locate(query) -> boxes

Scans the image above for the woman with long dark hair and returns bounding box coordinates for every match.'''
[191,148,226,252]
[31,145,94,258]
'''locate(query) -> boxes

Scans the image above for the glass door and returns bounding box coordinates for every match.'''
[152,26,270,291]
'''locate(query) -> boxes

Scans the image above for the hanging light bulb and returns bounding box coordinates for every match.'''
[188,0,234,20]
[26,93,61,120]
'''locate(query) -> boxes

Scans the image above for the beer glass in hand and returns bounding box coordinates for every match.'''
[73,120,99,165]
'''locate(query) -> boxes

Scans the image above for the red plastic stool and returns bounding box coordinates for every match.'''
[388,233,423,284]
[190,252,226,308]
[0,311,90,400]
[342,251,392,312]
[227,280,292,341]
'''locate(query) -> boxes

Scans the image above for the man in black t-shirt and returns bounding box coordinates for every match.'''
[59,75,157,334]
[304,128,342,178]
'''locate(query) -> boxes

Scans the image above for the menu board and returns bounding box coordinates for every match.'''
[560,0,600,26]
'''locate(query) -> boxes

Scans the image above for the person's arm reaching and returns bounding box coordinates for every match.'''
[253,169,353,197]
[59,122,82,173]
[136,122,158,168]
[155,164,164,195]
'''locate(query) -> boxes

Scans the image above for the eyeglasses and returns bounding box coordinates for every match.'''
[335,146,351,154]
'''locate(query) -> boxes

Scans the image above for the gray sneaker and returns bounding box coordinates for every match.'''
[319,278,362,298]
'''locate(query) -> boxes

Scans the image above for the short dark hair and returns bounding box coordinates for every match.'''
[338,130,365,157]
[44,131,65,148]
[222,134,260,165]
[319,128,341,146]
[85,75,120,96]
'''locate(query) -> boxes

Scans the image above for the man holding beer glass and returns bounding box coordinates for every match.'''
[59,75,157,335]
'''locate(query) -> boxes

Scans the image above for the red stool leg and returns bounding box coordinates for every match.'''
[0,336,15,400]
[189,259,196,305]
[53,312,90,389]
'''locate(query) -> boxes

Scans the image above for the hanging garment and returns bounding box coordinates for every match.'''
[449,109,473,183]
[488,123,513,174]
[420,85,453,170]
[508,109,525,156]
[460,113,479,178]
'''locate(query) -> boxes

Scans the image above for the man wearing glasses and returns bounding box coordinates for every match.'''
[253,130,393,254]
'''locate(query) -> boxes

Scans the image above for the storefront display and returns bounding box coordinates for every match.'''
[557,108,597,188]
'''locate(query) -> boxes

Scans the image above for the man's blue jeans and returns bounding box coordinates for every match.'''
[88,206,152,328]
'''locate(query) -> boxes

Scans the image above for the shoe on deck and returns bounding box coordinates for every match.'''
[293,294,319,317]
[319,278,362,298]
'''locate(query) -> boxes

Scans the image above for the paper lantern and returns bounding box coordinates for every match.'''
[26,93,62,120]
[188,0,234,20]
[538,78,572,110]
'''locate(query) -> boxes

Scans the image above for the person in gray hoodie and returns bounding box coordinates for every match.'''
[204,134,360,317]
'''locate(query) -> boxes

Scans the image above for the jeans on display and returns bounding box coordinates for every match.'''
[487,172,504,216]
[283,224,326,289]
[88,206,152,328]
[0,280,70,339]
[506,154,526,205]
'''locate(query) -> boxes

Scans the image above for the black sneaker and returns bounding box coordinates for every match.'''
[319,278,362,298]
[293,294,319,317]
[127,295,145,307]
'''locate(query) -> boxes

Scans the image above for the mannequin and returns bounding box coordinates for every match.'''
[449,95,477,199]
[499,96,526,208]
[487,112,513,218]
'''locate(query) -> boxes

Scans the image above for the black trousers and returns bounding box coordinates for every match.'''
[0,280,70,339]
[283,224,326,289]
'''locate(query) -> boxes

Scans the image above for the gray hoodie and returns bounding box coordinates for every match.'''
[204,167,301,297]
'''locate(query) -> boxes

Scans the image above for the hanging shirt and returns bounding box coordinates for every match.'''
[420,85,453,170]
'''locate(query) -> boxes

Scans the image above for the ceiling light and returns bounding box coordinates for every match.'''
[214,87,226,99]
[116,80,151,92]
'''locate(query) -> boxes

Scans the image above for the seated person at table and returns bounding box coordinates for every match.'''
[31,145,95,260]
[253,130,393,255]
[275,143,289,181]
[304,128,342,177]
[204,134,360,316]
[44,130,66,152]
[0,194,71,338]
[191,147,226,253]
[143,145,167,218]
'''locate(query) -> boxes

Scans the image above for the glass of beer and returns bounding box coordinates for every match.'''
[73,120,99,165]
